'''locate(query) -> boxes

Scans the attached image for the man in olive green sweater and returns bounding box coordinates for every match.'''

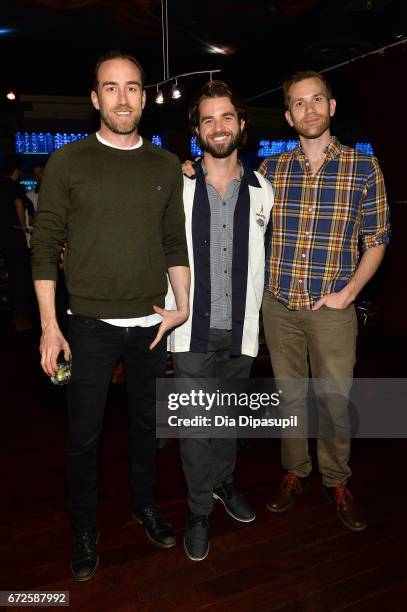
[31,51,190,582]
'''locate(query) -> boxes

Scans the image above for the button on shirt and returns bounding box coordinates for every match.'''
[258,137,390,310]
[204,166,242,329]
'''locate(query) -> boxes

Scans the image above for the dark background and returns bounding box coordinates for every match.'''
[0,0,406,330]
[0,0,406,176]
[1,3,407,606]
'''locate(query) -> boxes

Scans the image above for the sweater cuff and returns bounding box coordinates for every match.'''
[165,252,190,269]
[32,265,59,281]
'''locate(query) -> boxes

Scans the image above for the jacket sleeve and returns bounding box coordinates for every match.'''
[31,149,70,281]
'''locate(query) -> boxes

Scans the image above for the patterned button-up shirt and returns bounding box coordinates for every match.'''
[258,137,390,310]
[204,163,242,329]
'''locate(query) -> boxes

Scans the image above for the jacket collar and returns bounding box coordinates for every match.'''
[191,158,261,188]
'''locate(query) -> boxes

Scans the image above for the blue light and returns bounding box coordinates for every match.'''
[15,132,88,154]
[191,136,203,157]
[286,140,298,151]
[21,179,37,191]
[54,132,88,149]
[15,132,54,154]
[257,139,299,157]
[355,142,374,156]
[0,28,15,36]
[151,135,163,148]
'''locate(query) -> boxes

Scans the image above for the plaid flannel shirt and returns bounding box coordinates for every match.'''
[258,137,390,310]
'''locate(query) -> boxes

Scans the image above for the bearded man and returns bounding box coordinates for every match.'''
[31,50,190,581]
[259,71,390,531]
[166,80,274,561]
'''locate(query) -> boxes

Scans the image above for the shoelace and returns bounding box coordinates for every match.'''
[281,472,303,495]
[190,513,208,527]
[143,508,159,522]
[77,531,96,542]
[75,532,96,552]
[334,485,354,511]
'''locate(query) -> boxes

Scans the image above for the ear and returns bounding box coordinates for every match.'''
[285,109,294,127]
[329,97,336,117]
[240,118,245,132]
[91,90,100,111]
[141,89,146,110]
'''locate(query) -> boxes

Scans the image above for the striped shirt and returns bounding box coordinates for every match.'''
[258,137,390,310]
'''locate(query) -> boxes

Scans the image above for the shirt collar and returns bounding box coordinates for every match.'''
[201,158,244,180]
[192,158,261,188]
[293,136,341,162]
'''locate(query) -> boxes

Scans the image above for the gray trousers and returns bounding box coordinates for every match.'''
[172,329,254,515]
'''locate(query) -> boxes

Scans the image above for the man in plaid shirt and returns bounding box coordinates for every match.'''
[259,70,390,531]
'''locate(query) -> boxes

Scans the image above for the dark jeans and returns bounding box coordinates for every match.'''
[66,315,166,532]
[172,329,254,515]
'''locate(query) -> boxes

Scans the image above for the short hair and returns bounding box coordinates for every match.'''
[282,70,333,110]
[2,154,23,176]
[92,50,145,91]
[189,80,248,147]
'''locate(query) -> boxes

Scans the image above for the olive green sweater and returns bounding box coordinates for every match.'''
[31,134,188,318]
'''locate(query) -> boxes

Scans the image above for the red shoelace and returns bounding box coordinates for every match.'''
[281,472,303,494]
[334,485,354,510]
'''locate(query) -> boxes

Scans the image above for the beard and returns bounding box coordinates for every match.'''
[292,113,331,139]
[99,107,141,135]
[198,127,243,158]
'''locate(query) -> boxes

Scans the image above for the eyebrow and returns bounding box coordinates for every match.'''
[293,91,327,101]
[200,111,236,121]
[101,80,140,87]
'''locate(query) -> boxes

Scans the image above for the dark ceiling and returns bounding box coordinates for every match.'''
[0,0,406,106]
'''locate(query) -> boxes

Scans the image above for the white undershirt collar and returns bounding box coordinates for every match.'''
[96,131,143,150]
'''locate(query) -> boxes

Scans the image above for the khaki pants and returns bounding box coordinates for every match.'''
[262,291,358,486]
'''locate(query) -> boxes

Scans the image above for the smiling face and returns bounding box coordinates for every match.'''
[196,95,244,159]
[285,77,336,140]
[91,58,146,137]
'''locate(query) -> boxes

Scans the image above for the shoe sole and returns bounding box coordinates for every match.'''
[183,537,209,561]
[337,511,367,532]
[132,513,176,549]
[212,493,256,523]
[71,556,99,582]
[265,499,295,513]
[71,531,100,582]
[323,492,367,532]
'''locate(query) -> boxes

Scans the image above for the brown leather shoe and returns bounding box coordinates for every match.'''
[266,472,309,513]
[324,485,367,532]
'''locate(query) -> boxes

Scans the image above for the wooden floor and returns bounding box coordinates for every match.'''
[1,316,407,611]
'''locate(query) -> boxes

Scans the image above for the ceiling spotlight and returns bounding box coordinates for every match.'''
[207,45,234,56]
[6,90,16,101]
[155,86,164,104]
[171,79,181,99]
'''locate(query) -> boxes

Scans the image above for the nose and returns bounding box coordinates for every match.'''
[212,117,227,132]
[304,99,317,114]
[117,88,129,106]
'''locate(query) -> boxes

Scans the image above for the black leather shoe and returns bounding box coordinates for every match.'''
[213,482,256,522]
[133,507,176,548]
[71,529,100,582]
[184,513,209,561]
